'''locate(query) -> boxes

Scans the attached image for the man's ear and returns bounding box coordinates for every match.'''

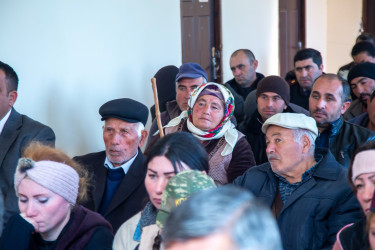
[319,63,324,71]
[341,101,351,114]
[8,90,17,107]
[138,130,148,148]
[252,59,258,70]
[301,135,311,154]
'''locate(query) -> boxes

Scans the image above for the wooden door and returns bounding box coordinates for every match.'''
[279,0,305,78]
[180,0,222,83]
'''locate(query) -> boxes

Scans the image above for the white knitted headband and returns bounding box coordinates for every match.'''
[14,158,79,205]
[351,150,375,183]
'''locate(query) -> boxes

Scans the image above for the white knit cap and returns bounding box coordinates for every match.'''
[351,150,375,183]
[14,158,79,205]
[262,113,318,140]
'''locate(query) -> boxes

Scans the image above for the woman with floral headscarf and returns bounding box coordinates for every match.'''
[148,82,256,185]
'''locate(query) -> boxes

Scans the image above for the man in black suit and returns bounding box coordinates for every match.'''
[74,98,149,233]
[0,61,55,228]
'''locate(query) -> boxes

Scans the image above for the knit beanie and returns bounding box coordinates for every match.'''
[14,158,79,205]
[256,75,290,105]
[347,62,375,83]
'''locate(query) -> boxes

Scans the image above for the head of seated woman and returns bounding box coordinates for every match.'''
[192,85,225,131]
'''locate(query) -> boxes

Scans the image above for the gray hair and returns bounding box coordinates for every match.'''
[162,186,283,250]
[292,128,316,154]
[135,122,145,137]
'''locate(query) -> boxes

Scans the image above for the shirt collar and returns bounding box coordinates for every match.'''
[0,109,12,135]
[104,150,138,174]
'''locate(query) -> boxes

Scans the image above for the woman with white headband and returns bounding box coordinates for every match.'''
[0,143,113,249]
[147,83,256,185]
[333,140,375,250]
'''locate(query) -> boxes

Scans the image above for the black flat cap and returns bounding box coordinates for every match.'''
[99,98,149,126]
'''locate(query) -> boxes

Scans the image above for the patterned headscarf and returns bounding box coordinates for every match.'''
[164,82,238,156]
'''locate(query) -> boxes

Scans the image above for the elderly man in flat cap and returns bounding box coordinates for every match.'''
[234,113,361,250]
[74,98,149,233]
[239,75,308,165]
[344,62,375,120]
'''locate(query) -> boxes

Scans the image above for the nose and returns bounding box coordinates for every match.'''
[110,132,121,145]
[315,98,326,109]
[364,184,374,202]
[266,142,275,155]
[357,84,365,94]
[301,69,308,77]
[266,98,273,107]
[155,179,167,195]
[234,68,241,76]
[25,202,37,217]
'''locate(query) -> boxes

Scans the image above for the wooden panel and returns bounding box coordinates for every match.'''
[181,16,195,62]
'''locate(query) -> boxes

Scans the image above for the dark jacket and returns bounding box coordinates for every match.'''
[74,149,147,233]
[0,108,55,226]
[0,205,113,250]
[146,100,181,147]
[225,72,265,124]
[233,149,362,250]
[343,99,365,120]
[350,112,369,127]
[317,116,375,167]
[289,81,310,110]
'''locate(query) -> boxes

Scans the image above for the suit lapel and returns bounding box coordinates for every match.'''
[92,152,108,211]
[104,150,145,216]
[0,109,22,166]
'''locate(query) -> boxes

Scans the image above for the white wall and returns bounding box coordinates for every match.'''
[305,0,362,74]
[221,0,279,82]
[305,0,327,68]
[326,0,362,73]
[0,1,181,156]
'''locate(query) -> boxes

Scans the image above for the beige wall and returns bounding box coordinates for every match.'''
[305,0,362,74]
[221,0,279,82]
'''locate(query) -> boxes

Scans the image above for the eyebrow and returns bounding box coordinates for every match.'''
[147,168,175,175]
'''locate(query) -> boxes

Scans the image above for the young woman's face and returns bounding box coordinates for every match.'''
[17,178,71,241]
[354,172,375,215]
[145,156,189,209]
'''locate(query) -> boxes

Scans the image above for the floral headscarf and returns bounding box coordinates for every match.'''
[164,82,238,156]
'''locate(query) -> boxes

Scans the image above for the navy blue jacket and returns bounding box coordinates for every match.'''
[233,149,361,250]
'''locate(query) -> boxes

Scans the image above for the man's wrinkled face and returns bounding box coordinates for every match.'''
[265,126,304,180]
[103,118,144,167]
[350,76,375,104]
[176,77,204,111]
[230,52,258,88]
[294,58,323,91]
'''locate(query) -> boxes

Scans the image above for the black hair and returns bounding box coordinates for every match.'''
[356,32,375,44]
[0,61,18,93]
[351,41,375,57]
[146,132,209,173]
[314,74,350,103]
[294,48,322,68]
[231,49,256,64]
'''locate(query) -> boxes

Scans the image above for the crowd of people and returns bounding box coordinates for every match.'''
[1,32,375,249]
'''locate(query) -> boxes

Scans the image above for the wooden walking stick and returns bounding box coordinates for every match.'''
[151,77,164,138]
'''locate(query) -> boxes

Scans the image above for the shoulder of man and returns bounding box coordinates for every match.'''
[73,151,106,166]
[232,163,271,187]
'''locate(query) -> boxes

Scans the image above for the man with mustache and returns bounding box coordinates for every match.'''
[289,48,324,111]
[309,74,375,167]
[234,113,361,250]
[74,98,149,233]
[344,62,375,120]
[239,75,308,164]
